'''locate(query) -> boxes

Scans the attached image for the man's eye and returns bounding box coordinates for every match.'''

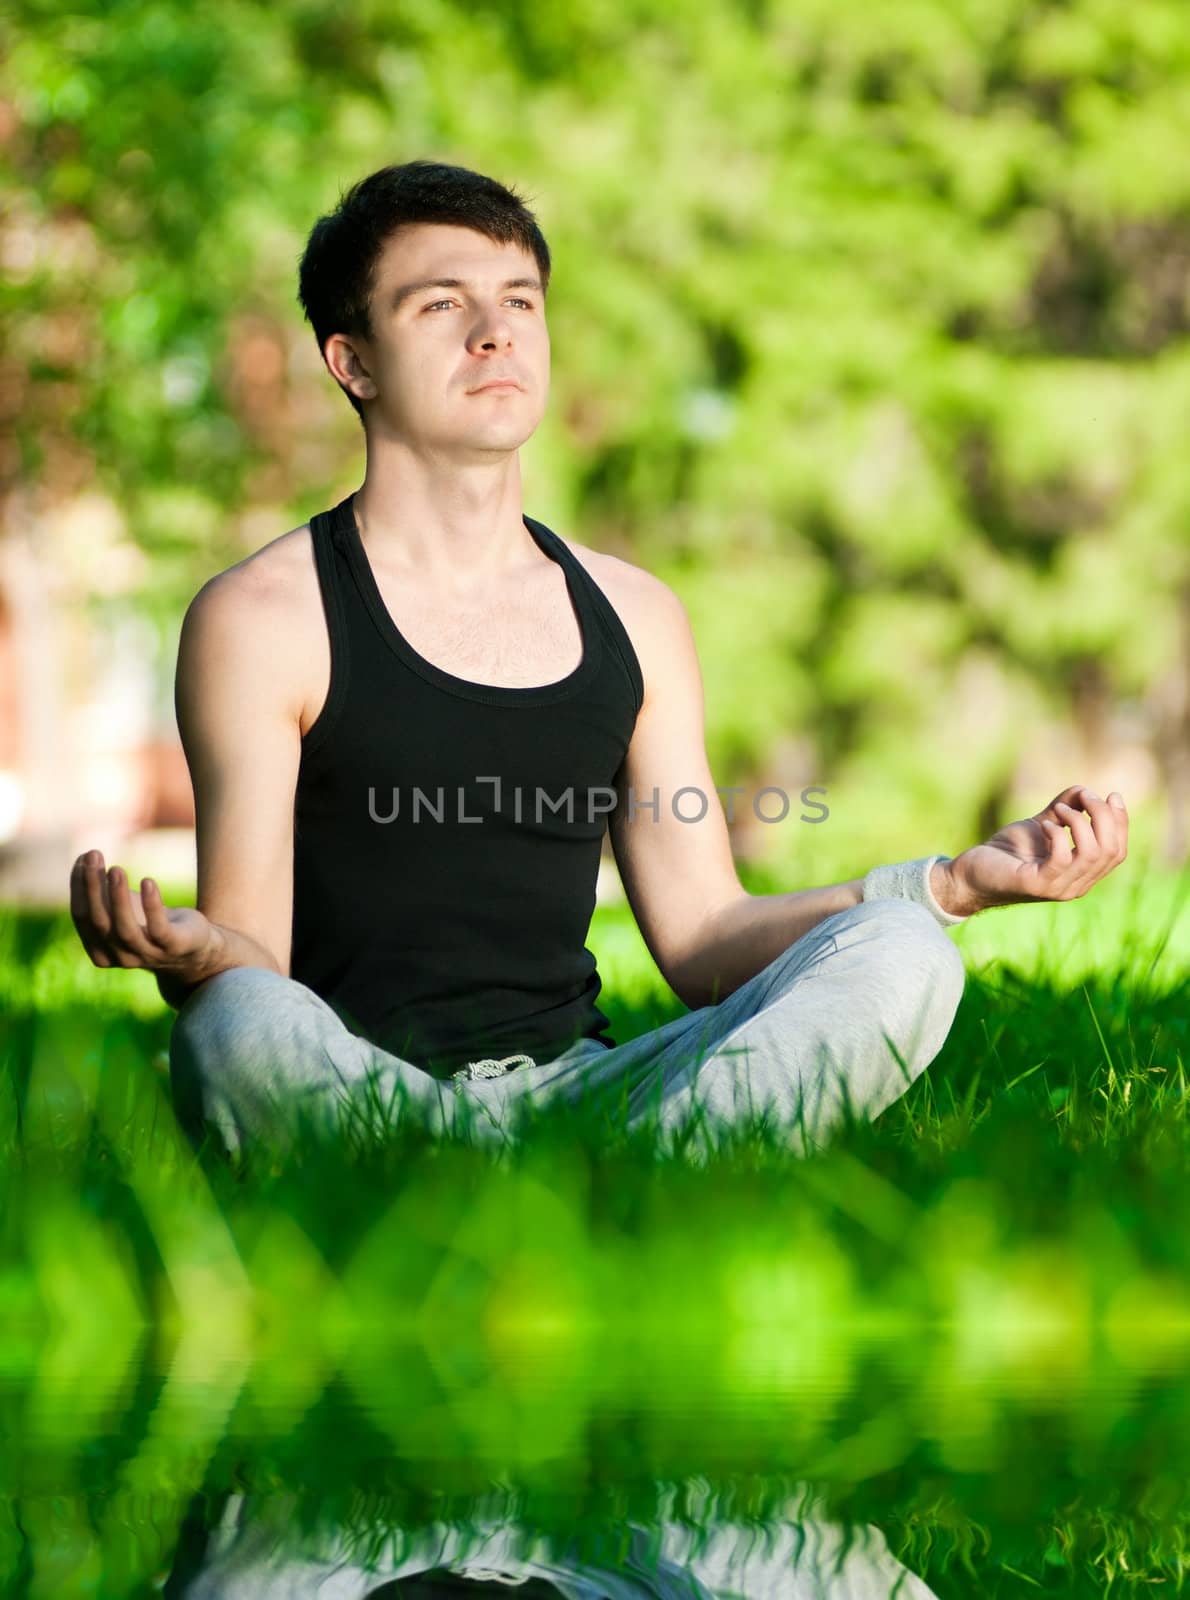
[425,299,533,311]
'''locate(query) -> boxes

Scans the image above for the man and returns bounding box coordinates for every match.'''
[69,160,1129,1159]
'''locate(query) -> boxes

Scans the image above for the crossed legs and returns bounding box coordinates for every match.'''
[168,898,966,1160]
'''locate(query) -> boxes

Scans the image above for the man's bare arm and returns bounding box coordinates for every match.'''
[70,554,306,1011]
[658,782,1129,1008]
[606,572,1130,1010]
[663,876,867,1008]
[172,563,305,988]
[607,573,866,1008]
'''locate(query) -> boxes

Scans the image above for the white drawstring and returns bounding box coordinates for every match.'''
[451,1052,537,1084]
[454,1574,531,1587]
[455,1569,533,1585]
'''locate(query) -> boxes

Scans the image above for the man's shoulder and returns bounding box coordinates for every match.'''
[187,520,317,619]
[554,534,683,626]
[552,536,694,711]
[178,523,328,730]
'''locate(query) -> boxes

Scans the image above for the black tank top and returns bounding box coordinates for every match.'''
[290,491,644,1079]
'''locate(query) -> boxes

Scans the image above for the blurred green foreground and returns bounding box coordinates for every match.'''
[0,854,1188,1590]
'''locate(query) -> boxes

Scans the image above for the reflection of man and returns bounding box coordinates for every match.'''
[167,1488,942,1597]
[69,159,1128,1158]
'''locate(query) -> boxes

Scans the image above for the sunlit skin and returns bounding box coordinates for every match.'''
[318,222,553,587]
[931,784,1128,918]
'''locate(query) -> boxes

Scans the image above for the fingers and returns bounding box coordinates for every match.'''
[1107,791,1129,858]
[139,876,174,945]
[1054,799,1095,856]
[69,852,97,944]
[72,850,156,969]
[68,852,88,924]
[105,865,153,966]
[1049,787,1129,897]
[83,851,111,935]
[1039,817,1073,870]
[75,850,114,967]
[72,849,186,972]
[1065,790,1127,859]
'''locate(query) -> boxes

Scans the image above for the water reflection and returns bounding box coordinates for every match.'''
[5,1341,1189,1590]
[166,1482,938,1597]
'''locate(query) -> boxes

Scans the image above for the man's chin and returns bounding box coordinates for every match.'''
[450,424,541,454]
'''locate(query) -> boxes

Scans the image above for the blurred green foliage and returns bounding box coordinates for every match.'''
[4,0,1190,866]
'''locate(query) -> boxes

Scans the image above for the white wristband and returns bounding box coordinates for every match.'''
[861,855,969,927]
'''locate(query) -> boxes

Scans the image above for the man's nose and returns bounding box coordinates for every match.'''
[472,308,515,345]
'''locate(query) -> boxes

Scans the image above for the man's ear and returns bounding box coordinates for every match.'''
[326,333,377,402]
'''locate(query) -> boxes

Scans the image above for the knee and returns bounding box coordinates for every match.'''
[170,965,292,1058]
[170,965,344,1153]
[889,896,959,979]
[847,899,966,1053]
[168,967,295,1104]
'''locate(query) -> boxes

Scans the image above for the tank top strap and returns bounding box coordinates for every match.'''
[301,499,355,761]
[523,515,645,716]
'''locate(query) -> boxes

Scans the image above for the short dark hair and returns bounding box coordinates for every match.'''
[297,159,552,425]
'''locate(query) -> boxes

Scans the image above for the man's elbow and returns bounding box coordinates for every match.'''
[669,965,740,1012]
[663,896,751,1011]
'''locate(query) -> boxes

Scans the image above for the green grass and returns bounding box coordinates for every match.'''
[1,852,1188,1592]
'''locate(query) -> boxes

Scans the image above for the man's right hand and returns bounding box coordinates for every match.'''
[70,849,218,976]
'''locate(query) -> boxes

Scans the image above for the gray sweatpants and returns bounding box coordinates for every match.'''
[168,899,965,1162]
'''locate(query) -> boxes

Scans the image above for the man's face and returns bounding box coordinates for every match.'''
[340,221,550,455]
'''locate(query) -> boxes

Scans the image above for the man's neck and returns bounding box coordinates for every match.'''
[353,450,538,592]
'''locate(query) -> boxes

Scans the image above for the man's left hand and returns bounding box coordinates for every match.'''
[934,785,1129,917]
